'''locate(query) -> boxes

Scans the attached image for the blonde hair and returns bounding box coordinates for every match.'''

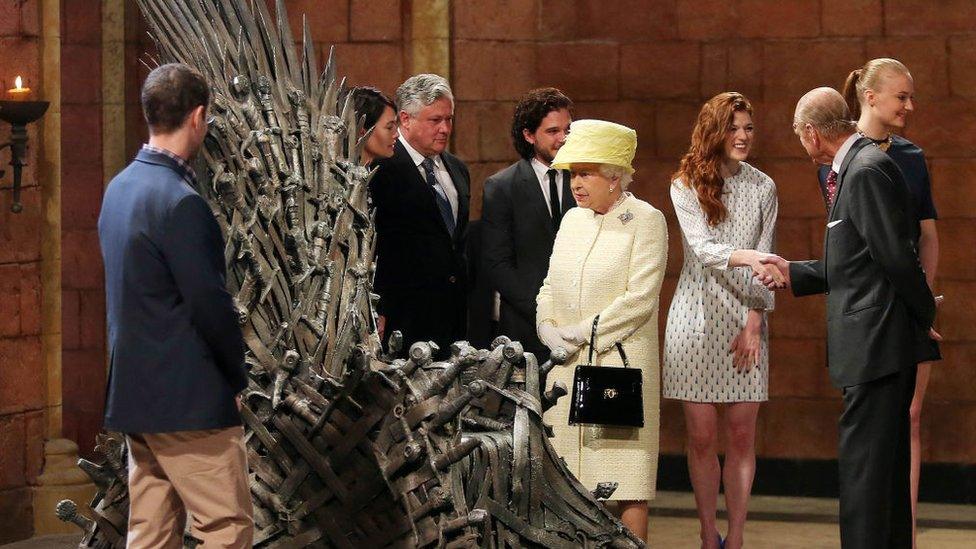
[842,58,911,119]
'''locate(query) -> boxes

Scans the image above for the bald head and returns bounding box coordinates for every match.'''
[793,87,855,140]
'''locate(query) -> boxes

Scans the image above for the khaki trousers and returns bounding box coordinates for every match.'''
[126,426,253,548]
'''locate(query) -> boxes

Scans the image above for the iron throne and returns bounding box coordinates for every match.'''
[57,1,644,547]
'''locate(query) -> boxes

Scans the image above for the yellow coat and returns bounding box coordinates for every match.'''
[536,193,668,501]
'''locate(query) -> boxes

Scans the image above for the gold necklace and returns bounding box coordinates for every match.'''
[857,128,892,152]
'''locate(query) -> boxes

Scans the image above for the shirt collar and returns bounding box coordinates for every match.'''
[530,157,553,183]
[399,135,440,168]
[141,144,197,184]
[831,133,861,174]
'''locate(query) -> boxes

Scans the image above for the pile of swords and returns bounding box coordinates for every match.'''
[56,1,644,547]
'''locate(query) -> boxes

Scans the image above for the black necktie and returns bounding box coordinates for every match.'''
[422,157,456,234]
[547,169,562,230]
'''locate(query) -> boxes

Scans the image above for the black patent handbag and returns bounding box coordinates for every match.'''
[568,315,644,428]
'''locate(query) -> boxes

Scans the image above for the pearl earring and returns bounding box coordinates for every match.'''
[609,186,615,192]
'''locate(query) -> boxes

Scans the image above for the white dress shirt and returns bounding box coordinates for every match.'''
[831,132,861,175]
[400,135,459,220]
[531,157,564,216]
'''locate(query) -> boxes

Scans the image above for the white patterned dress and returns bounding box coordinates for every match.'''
[663,162,777,402]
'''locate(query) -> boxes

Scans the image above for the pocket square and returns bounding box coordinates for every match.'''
[827,219,844,228]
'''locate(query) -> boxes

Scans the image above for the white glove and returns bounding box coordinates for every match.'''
[557,323,588,346]
[537,321,581,353]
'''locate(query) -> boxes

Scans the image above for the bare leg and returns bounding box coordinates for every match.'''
[910,362,932,549]
[683,402,721,549]
[721,402,761,549]
[618,500,648,542]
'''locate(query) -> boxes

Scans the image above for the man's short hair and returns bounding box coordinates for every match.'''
[395,74,453,117]
[141,63,210,134]
[793,87,856,140]
[510,88,573,160]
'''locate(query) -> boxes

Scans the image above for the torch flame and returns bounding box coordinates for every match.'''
[14,76,23,90]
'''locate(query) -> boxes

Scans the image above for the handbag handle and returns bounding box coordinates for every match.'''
[587,315,630,368]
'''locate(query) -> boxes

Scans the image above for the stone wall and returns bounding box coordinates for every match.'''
[0,0,47,542]
[449,0,976,464]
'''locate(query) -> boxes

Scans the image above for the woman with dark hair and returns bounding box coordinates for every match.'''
[346,86,398,165]
[838,58,940,548]
[663,92,782,549]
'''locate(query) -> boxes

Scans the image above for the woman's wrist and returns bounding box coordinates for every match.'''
[745,309,763,333]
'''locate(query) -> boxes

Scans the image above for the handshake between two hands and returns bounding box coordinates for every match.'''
[749,253,790,290]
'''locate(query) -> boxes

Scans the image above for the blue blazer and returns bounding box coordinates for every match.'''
[98,148,247,433]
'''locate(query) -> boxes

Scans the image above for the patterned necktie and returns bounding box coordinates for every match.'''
[825,169,838,208]
[422,157,456,234]
[547,169,562,230]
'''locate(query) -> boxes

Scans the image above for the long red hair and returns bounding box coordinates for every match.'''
[673,92,753,226]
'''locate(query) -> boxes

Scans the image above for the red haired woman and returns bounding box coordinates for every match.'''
[663,92,782,549]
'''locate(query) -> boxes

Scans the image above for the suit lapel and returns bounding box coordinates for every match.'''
[829,137,871,220]
[518,159,554,235]
[442,152,468,239]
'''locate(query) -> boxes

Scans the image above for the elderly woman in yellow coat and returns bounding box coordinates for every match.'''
[535,119,668,542]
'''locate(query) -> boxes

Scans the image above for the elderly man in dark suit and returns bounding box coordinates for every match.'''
[760,87,937,549]
[370,74,470,358]
[480,88,574,361]
[98,63,252,547]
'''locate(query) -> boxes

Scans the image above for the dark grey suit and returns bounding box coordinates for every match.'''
[790,138,935,548]
[481,159,574,361]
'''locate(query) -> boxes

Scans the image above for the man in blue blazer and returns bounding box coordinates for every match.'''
[98,63,252,547]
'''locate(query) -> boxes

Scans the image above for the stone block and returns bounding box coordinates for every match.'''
[19,262,41,336]
[466,161,511,219]
[924,401,976,463]
[907,98,976,158]
[0,0,39,38]
[737,0,820,38]
[62,289,80,350]
[350,0,401,42]
[949,36,976,99]
[934,281,976,342]
[762,39,866,102]
[865,37,949,99]
[929,159,976,218]
[768,338,832,398]
[24,410,44,483]
[575,100,656,160]
[926,343,976,402]
[330,42,404,95]
[0,36,41,92]
[61,229,102,290]
[769,293,826,339]
[0,336,45,415]
[0,187,43,263]
[654,100,699,159]
[0,487,33,544]
[79,290,106,350]
[454,0,537,41]
[821,0,882,36]
[61,165,104,230]
[61,105,102,168]
[749,100,806,160]
[60,44,101,105]
[885,0,976,36]
[62,0,101,45]
[0,414,27,489]
[774,217,813,264]
[676,0,736,40]
[285,0,348,44]
[935,219,976,281]
[0,264,23,337]
[620,41,700,100]
[536,42,618,101]
[760,397,842,459]
[760,159,825,219]
[453,40,536,101]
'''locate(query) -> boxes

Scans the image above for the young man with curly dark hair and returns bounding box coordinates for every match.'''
[479,88,574,361]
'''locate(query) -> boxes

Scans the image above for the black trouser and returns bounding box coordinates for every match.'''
[838,365,917,549]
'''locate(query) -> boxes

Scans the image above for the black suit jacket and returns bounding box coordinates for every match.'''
[790,138,935,388]
[480,159,574,360]
[98,149,246,433]
[370,140,470,356]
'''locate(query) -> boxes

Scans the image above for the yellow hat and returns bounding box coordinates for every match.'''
[550,119,637,174]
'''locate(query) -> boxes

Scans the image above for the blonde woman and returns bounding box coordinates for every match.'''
[536,120,668,542]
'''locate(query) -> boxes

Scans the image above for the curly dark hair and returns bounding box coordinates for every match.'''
[510,88,573,160]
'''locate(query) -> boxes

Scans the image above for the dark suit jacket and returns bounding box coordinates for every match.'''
[790,138,935,388]
[98,148,246,433]
[480,159,574,360]
[370,140,470,357]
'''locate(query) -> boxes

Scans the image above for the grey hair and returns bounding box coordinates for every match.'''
[793,87,856,140]
[599,164,633,190]
[395,74,454,117]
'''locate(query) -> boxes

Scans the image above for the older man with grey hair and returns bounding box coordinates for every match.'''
[760,87,936,549]
[369,74,471,359]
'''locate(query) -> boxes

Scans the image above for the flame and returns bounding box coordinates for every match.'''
[14,76,23,90]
